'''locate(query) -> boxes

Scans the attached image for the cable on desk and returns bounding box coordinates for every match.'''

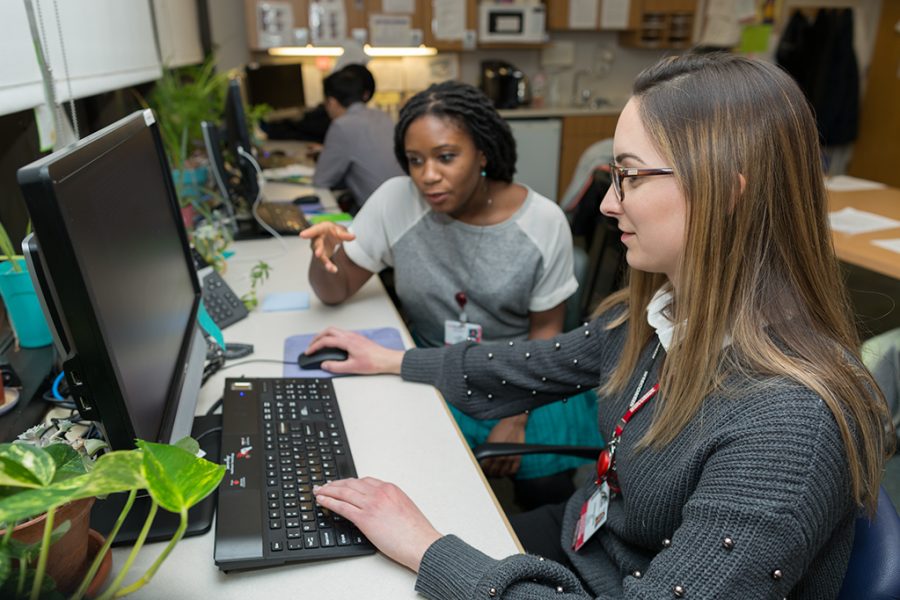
[51,370,65,400]
[218,358,294,370]
[206,397,224,416]
[237,146,290,263]
[195,426,223,443]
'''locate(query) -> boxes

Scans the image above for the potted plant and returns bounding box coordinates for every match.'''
[141,56,269,269]
[0,222,52,348]
[0,423,224,600]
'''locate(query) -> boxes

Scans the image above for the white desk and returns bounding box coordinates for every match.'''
[111,236,521,598]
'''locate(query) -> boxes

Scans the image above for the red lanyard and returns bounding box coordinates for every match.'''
[596,342,662,494]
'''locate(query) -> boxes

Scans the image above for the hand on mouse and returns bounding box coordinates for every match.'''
[299,222,356,273]
[306,327,404,375]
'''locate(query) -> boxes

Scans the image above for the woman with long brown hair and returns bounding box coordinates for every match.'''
[308,53,894,599]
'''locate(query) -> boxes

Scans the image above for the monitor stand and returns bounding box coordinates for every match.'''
[89,414,222,546]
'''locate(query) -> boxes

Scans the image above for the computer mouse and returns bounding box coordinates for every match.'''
[293,194,320,205]
[297,347,349,370]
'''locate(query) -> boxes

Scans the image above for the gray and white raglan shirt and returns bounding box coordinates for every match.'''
[343,176,578,347]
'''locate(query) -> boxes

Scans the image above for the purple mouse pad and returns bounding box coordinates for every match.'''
[283,327,405,378]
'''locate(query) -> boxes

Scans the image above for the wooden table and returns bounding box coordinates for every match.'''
[828,187,900,280]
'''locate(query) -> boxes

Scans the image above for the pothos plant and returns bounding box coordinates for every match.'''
[0,426,224,600]
[240,261,272,311]
[0,221,26,273]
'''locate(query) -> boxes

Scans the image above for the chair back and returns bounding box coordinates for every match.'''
[836,486,900,599]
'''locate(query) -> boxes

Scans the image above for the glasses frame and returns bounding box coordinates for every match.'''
[608,163,674,202]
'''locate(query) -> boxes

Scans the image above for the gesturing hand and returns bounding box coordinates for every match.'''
[305,327,404,375]
[299,222,356,273]
[313,477,442,572]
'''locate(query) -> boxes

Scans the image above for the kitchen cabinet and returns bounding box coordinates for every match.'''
[545,0,641,31]
[618,0,696,49]
[244,0,368,50]
[558,114,617,199]
[421,0,478,51]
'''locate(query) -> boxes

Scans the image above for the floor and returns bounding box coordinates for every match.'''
[490,261,900,516]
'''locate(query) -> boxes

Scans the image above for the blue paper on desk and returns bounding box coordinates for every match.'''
[283,327,405,378]
[262,291,310,312]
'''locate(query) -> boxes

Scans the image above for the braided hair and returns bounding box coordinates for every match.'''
[394,81,517,182]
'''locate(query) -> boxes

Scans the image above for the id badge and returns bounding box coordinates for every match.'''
[444,320,483,345]
[572,482,609,551]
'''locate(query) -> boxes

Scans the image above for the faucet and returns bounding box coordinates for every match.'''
[572,70,592,107]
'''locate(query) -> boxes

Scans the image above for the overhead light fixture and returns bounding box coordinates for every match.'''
[267,46,345,57]
[363,44,437,57]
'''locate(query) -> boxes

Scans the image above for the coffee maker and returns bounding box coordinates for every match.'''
[480,60,531,109]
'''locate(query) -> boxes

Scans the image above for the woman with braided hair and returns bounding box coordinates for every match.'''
[302,81,602,508]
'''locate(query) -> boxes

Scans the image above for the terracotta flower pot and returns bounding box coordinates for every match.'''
[84,529,113,598]
[1,496,111,595]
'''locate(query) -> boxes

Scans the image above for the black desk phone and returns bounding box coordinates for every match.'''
[191,249,249,330]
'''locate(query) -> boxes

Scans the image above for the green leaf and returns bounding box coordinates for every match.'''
[43,444,86,481]
[0,545,10,589]
[3,519,69,558]
[0,451,145,525]
[75,450,146,497]
[173,437,199,457]
[137,441,224,514]
[0,445,55,489]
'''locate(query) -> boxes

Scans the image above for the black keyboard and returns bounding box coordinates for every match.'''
[214,378,375,571]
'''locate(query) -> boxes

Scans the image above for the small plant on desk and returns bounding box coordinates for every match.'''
[241,260,272,311]
[0,423,224,600]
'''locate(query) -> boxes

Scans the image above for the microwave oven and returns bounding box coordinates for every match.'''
[478,2,546,44]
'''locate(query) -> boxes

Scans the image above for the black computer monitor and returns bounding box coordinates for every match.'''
[224,79,260,206]
[245,63,304,110]
[16,109,207,452]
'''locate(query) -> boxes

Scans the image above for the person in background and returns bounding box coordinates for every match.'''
[308,53,894,599]
[312,64,402,207]
[301,81,603,510]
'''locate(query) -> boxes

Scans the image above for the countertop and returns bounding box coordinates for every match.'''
[498,105,623,118]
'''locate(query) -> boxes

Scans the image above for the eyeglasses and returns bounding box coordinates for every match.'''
[608,163,674,202]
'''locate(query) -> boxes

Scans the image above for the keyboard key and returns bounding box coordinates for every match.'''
[320,530,335,547]
[288,540,304,551]
[303,533,319,549]
[271,541,283,552]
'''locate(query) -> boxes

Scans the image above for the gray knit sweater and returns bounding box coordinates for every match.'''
[401,312,857,599]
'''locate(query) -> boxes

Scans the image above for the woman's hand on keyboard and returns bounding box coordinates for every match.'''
[313,477,442,572]
[307,327,404,375]
[300,222,356,273]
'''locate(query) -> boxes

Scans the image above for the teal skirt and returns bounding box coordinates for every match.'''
[448,391,605,480]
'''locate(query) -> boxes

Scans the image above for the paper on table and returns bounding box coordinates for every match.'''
[262,291,310,312]
[283,327,406,378]
[825,175,887,191]
[871,239,900,255]
[263,164,315,178]
[829,207,900,234]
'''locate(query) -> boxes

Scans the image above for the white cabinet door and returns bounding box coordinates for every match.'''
[507,118,562,201]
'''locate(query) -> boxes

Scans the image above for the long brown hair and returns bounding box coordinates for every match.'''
[598,53,893,514]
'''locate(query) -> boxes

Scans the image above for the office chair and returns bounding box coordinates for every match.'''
[836,485,900,600]
[474,442,900,598]
[564,167,627,318]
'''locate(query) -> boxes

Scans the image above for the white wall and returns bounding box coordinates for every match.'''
[459,31,670,107]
